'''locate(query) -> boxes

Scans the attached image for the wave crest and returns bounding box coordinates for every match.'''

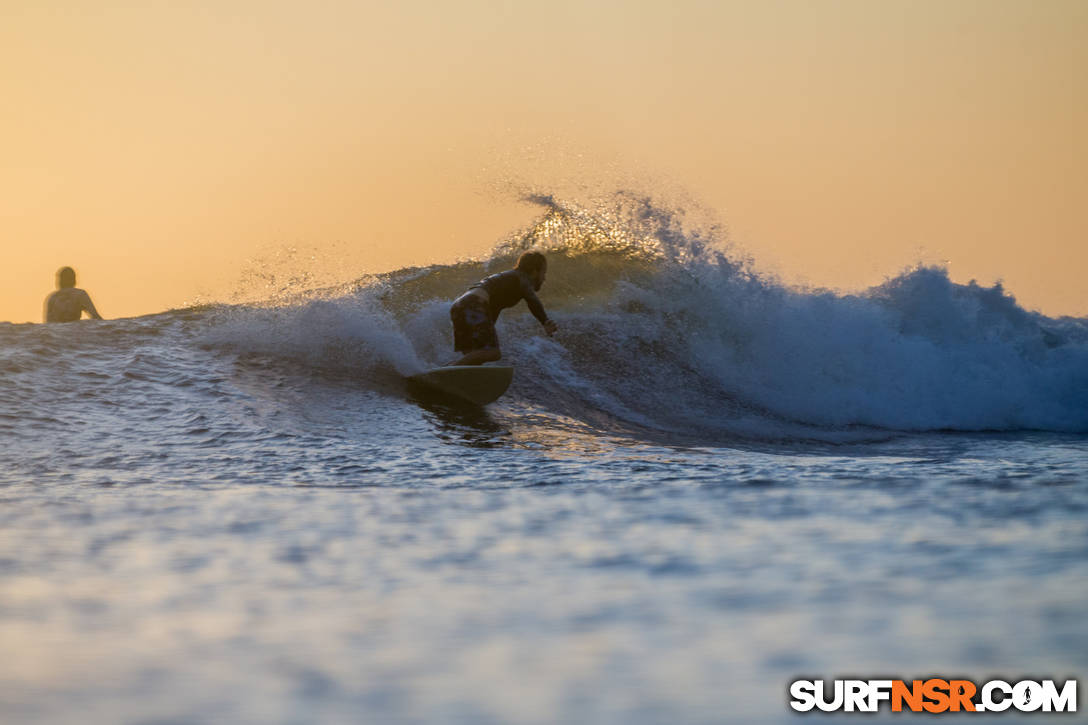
[198,193,1088,435]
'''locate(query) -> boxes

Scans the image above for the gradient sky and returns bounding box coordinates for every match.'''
[2,0,1085,322]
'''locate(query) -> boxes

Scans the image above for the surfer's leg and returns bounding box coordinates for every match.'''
[448,295,500,365]
[452,347,501,366]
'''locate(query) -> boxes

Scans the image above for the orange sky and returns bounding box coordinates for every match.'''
[2,0,1085,322]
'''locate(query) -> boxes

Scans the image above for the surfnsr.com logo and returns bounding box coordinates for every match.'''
[789,679,1077,713]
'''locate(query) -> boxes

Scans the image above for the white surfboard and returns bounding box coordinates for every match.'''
[406,365,514,405]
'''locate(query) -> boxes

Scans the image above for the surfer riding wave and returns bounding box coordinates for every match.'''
[447,251,558,366]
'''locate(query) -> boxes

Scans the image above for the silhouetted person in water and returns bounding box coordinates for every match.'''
[448,251,557,365]
[44,267,102,323]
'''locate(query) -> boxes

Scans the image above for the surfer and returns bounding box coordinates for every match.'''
[448,251,557,365]
[44,267,103,323]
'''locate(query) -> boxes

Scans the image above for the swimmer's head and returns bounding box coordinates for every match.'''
[56,267,76,289]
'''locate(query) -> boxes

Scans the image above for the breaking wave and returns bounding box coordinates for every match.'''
[194,192,1088,436]
[5,192,1086,439]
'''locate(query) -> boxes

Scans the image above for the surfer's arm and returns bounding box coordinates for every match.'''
[522,289,548,324]
[522,288,557,335]
[80,291,103,320]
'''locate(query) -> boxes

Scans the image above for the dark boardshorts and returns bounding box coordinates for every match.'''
[450,294,498,353]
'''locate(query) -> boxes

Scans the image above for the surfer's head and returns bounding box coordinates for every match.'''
[56,267,76,289]
[516,251,547,291]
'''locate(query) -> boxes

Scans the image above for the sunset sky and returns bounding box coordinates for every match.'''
[2,0,1085,322]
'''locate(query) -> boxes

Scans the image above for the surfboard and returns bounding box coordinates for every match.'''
[406,365,514,405]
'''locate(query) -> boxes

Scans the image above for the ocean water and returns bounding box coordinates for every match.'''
[1,196,1086,724]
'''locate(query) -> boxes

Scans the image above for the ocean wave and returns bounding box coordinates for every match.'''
[6,193,1087,437]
